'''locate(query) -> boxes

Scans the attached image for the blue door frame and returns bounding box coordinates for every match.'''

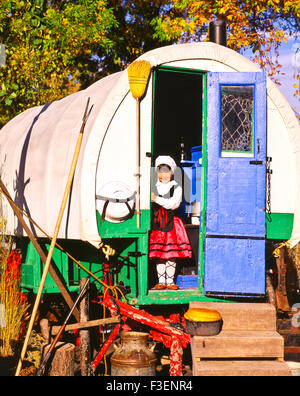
[204,72,267,297]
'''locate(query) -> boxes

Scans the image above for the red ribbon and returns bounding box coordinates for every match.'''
[154,207,168,229]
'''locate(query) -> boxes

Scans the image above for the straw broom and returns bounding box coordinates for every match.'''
[127,60,151,229]
[15,97,91,376]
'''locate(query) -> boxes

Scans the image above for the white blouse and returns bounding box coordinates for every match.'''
[154,180,182,210]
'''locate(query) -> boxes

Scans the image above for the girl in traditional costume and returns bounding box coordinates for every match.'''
[149,155,192,290]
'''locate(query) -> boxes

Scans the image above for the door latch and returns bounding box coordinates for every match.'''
[249,160,263,165]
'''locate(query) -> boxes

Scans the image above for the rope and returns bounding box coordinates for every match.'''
[273,241,290,258]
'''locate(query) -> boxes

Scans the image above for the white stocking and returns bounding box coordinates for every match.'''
[166,260,176,285]
[156,263,166,285]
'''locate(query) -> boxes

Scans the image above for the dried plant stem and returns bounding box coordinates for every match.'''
[0,224,29,357]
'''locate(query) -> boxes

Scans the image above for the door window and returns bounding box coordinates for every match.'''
[220,85,254,157]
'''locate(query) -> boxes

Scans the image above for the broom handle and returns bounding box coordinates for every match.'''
[15,97,90,376]
[136,98,141,229]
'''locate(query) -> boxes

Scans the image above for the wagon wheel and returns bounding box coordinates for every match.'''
[266,273,276,309]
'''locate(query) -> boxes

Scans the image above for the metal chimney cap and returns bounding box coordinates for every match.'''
[209,19,227,47]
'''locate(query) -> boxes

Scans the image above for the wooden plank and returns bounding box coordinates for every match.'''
[193,360,291,376]
[285,346,300,354]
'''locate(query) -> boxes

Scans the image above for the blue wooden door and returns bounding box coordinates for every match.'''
[204,72,267,297]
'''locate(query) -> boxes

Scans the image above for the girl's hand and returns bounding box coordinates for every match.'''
[151,192,157,202]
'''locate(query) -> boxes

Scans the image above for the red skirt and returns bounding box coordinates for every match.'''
[149,217,193,260]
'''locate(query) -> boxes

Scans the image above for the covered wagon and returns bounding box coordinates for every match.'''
[0,41,299,307]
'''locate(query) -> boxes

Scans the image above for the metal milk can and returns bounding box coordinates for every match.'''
[111,331,157,376]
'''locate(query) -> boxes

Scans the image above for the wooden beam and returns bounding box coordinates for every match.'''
[50,317,120,335]
[284,346,300,354]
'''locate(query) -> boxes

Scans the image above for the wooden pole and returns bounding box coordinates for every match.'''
[0,178,79,322]
[136,98,141,229]
[80,277,90,376]
[15,97,91,376]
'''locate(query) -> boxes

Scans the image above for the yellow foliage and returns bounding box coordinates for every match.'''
[155,0,297,87]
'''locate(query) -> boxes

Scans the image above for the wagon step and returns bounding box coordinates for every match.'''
[189,302,277,331]
[189,302,291,376]
[193,360,291,376]
[191,331,284,359]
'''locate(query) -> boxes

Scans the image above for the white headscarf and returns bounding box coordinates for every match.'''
[155,155,177,174]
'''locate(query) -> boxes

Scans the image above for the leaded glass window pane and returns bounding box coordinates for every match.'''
[221,85,254,155]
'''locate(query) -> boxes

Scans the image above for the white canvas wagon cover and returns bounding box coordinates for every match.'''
[0,42,299,248]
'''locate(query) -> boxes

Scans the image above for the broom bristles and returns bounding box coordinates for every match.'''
[127,60,152,99]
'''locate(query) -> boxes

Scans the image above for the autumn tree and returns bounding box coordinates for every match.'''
[0,0,178,127]
[98,0,174,74]
[152,0,300,101]
[0,0,299,127]
[0,0,117,127]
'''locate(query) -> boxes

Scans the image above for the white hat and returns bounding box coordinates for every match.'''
[155,155,177,174]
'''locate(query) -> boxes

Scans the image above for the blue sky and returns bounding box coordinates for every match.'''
[243,36,299,117]
[275,37,299,115]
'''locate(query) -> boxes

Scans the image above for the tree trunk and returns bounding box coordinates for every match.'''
[42,342,75,376]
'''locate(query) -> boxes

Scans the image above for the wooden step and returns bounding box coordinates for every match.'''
[191,331,284,359]
[193,360,291,376]
[189,302,290,376]
[189,302,276,331]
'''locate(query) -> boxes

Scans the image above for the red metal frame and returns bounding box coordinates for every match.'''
[90,259,191,376]
[92,294,191,376]
[91,323,121,373]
